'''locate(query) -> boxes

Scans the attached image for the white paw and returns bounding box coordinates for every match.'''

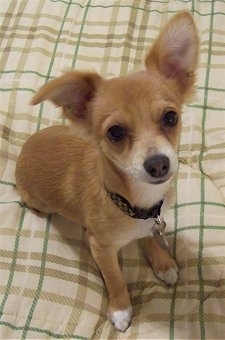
[108,306,133,332]
[156,266,178,285]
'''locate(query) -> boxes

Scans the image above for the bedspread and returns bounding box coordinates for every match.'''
[1,1,225,339]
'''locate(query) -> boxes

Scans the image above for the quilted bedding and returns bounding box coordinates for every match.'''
[0,1,225,339]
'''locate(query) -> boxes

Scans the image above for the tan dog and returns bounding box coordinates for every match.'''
[16,12,198,332]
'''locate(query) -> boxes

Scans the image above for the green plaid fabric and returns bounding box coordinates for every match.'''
[1,0,225,339]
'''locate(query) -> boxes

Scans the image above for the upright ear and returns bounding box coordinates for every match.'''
[145,11,199,96]
[31,71,102,120]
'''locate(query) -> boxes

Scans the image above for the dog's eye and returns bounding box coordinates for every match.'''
[163,109,178,127]
[107,125,125,142]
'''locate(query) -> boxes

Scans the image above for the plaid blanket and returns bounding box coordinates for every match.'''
[1,1,225,339]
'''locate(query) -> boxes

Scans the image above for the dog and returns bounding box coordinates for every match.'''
[15,11,199,332]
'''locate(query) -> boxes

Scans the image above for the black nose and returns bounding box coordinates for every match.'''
[144,154,170,178]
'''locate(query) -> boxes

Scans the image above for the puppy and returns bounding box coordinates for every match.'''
[15,12,199,332]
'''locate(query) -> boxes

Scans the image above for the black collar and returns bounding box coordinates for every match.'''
[107,190,163,220]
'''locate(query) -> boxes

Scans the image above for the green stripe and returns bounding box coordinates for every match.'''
[48,0,225,16]
[188,104,225,111]
[0,88,35,93]
[1,0,220,17]
[71,0,91,68]
[50,0,172,9]
[0,180,16,187]
[166,224,225,237]
[21,215,51,339]
[198,86,225,92]
[0,207,26,317]
[0,201,24,207]
[0,320,87,339]
[169,176,179,340]
[198,3,215,339]
[174,201,225,209]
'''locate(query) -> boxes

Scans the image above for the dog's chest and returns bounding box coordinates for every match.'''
[123,217,156,244]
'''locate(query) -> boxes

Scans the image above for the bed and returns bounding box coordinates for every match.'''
[1,1,225,339]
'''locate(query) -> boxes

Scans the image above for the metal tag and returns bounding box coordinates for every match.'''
[152,216,168,250]
[153,229,169,250]
[153,216,166,229]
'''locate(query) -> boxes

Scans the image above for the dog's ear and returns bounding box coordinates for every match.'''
[31,71,102,120]
[145,11,199,96]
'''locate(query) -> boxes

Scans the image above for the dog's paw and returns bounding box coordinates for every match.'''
[156,265,178,285]
[147,241,179,286]
[108,306,133,332]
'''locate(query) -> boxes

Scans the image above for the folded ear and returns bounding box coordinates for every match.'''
[31,71,102,120]
[145,11,199,96]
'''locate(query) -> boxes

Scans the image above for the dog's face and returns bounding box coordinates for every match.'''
[92,71,182,185]
[31,11,198,187]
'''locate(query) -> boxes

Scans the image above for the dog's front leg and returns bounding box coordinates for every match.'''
[88,234,132,332]
[145,236,178,285]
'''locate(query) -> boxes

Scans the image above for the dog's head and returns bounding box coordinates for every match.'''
[32,11,198,186]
